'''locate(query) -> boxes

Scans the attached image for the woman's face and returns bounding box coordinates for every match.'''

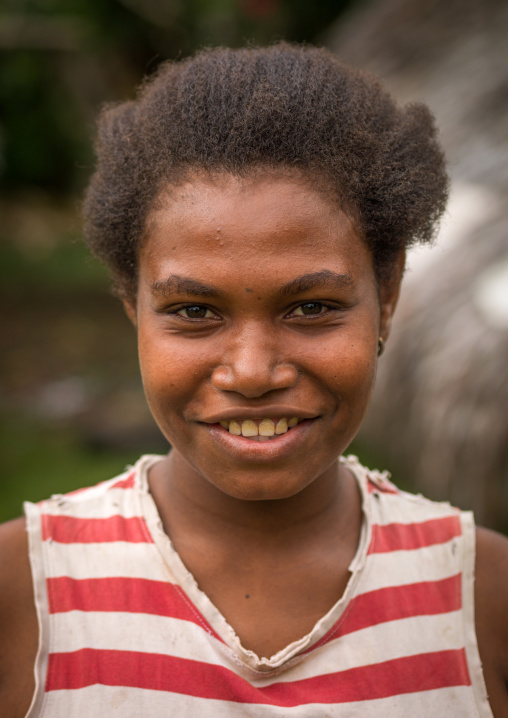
[127,173,400,501]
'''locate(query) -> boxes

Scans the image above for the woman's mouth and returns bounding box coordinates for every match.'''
[218,417,299,441]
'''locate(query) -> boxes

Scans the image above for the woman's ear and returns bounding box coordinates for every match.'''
[122,299,137,327]
[379,252,405,343]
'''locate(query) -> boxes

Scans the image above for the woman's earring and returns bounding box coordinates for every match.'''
[377,337,385,356]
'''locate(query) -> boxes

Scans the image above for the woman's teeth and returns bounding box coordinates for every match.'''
[219,417,299,439]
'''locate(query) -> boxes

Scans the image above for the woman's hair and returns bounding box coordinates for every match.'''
[83,42,448,299]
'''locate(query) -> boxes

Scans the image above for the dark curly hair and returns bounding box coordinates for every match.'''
[83,42,448,300]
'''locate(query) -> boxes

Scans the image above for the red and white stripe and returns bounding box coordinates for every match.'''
[24,455,494,717]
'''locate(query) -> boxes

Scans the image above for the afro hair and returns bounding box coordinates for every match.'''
[83,42,448,299]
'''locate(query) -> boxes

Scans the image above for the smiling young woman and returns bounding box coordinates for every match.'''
[1,43,508,718]
[131,174,393,504]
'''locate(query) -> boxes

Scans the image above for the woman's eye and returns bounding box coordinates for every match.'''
[176,305,215,319]
[292,302,327,316]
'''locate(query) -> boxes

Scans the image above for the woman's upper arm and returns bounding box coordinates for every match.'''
[475,526,508,716]
[0,517,39,718]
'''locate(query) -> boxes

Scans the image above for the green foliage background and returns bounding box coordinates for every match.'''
[1,0,353,194]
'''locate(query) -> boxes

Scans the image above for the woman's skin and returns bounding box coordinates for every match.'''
[1,172,508,717]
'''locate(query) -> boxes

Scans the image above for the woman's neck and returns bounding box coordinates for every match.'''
[148,449,362,551]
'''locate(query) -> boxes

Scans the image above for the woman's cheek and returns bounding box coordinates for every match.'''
[138,337,210,418]
[332,343,377,404]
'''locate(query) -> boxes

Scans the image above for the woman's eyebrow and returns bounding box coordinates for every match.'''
[151,275,220,297]
[280,270,353,296]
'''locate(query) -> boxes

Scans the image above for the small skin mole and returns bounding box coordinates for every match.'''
[245,594,250,599]
[245,288,253,293]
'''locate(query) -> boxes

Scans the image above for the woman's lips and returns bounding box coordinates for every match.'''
[218,416,299,438]
[204,418,316,460]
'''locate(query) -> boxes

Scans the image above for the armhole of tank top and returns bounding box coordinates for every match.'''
[460,510,495,718]
[23,501,50,718]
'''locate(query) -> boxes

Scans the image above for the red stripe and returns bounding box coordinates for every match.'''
[46,648,471,703]
[47,572,460,647]
[369,516,462,553]
[367,477,398,494]
[109,473,136,490]
[41,514,153,544]
[46,577,222,640]
[311,574,461,649]
[58,486,90,498]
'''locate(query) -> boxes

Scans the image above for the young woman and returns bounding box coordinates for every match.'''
[1,43,507,717]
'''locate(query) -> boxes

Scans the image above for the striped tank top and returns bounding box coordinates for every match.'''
[24,454,493,717]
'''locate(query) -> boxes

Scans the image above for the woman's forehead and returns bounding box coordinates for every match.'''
[139,173,374,292]
[145,172,359,246]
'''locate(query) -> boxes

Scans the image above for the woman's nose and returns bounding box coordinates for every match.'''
[211,326,298,398]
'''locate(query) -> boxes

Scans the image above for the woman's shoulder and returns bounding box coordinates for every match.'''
[0,517,38,718]
[475,526,508,649]
[475,526,508,717]
[0,516,35,633]
[0,516,32,605]
[0,456,153,717]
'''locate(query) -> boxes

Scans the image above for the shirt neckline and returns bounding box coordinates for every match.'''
[136,453,373,674]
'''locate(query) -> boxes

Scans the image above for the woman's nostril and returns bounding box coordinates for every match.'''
[211,362,297,397]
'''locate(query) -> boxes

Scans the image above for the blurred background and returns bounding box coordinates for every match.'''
[1,0,507,530]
